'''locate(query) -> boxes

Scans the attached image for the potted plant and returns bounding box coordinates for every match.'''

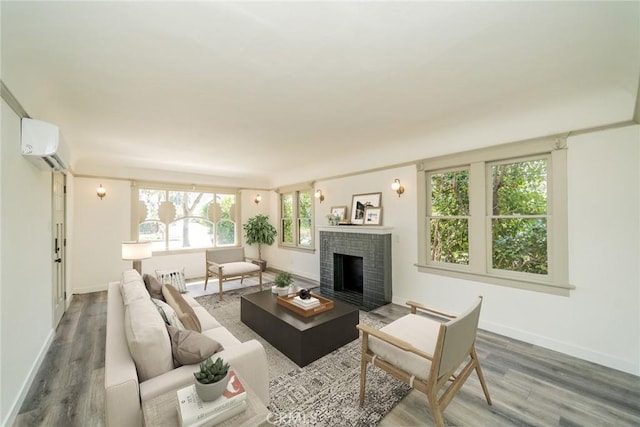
[193,357,230,402]
[242,214,277,271]
[274,271,294,296]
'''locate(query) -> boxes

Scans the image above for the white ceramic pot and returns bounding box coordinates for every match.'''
[271,285,278,294]
[276,286,290,296]
[194,371,230,402]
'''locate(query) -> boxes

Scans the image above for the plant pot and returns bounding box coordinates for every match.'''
[276,286,291,296]
[271,285,278,294]
[194,371,230,402]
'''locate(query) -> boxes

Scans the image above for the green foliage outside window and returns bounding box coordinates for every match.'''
[429,158,548,275]
[430,170,470,265]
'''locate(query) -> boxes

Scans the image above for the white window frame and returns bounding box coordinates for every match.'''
[417,136,571,296]
[278,184,315,252]
[131,182,241,254]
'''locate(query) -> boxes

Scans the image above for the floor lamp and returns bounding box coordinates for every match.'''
[122,241,153,275]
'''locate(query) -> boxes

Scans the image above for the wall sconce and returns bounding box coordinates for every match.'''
[122,241,153,275]
[315,189,325,203]
[97,184,106,200]
[254,194,262,204]
[391,179,405,197]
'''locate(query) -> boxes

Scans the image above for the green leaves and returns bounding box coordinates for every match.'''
[243,214,277,259]
[194,357,230,384]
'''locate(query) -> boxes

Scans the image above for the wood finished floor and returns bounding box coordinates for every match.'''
[14,280,640,426]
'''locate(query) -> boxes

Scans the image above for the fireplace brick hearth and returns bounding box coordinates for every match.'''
[319,226,392,310]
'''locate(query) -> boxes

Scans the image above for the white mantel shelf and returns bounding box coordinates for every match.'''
[317,225,393,235]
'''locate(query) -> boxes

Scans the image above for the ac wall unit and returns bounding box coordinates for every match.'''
[21,118,68,171]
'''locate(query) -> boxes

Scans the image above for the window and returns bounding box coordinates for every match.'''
[135,184,239,252]
[279,188,314,250]
[417,137,570,295]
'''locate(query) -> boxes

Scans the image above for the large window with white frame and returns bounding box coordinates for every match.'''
[135,184,239,252]
[417,137,570,295]
[279,188,314,250]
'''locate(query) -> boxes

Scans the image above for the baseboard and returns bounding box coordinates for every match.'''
[479,319,639,376]
[72,283,109,294]
[2,329,55,427]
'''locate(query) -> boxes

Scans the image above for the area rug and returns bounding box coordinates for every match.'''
[196,285,411,426]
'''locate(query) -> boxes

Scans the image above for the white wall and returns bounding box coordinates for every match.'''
[294,126,639,376]
[72,178,132,292]
[67,126,640,376]
[1,100,54,425]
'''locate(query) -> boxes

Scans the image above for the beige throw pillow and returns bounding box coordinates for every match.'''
[167,325,223,367]
[124,298,174,381]
[162,285,202,332]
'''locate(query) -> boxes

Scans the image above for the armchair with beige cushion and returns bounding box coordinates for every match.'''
[205,247,262,300]
[357,296,491,427]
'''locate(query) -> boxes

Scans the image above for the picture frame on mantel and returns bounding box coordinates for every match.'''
[350,192,382,225]
[330,206,348,220]
[363,207,382,225]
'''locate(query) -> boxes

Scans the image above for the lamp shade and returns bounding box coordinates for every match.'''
[121,241,153,260]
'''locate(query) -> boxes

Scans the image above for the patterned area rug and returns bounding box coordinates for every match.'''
[196,285,411,426]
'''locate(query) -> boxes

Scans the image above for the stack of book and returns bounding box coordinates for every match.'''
[177,370,247,427]
[293,295,320,310]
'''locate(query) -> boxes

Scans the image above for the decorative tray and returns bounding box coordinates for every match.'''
[277,291,334,317]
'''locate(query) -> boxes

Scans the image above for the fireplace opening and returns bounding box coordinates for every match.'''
[333,253,364,306]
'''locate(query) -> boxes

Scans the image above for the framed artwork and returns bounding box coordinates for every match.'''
[350,192,382,225]
[364,207,382,225]
[330,206,347,220]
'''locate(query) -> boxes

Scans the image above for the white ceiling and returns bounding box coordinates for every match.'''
[2,1,639,188]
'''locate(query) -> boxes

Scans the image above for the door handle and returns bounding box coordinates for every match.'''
[55,258,62,263]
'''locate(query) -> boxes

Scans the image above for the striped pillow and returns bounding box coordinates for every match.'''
[156,268,187,293]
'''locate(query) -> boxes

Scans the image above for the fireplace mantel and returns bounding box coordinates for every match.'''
[317,225,393,235]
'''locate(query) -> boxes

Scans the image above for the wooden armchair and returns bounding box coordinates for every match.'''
[204,247,262,300]
[357,297,491,427]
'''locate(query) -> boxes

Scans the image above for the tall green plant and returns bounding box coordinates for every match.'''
[243,214,277,260]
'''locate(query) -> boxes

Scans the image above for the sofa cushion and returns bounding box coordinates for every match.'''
[192,306,222,331]
[202,326,242,349]
[156,268,187,293]
[211,261,260,277]
[120,272,150,306]
[162,285,202,332]
[143,274,165,301]
[167,326,223,367]
[152,298,184,330]
[124,298,174,382]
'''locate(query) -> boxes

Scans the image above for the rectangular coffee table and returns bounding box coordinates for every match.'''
[241,290,359,367]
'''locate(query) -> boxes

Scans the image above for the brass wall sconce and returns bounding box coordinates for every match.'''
[97,184,106,200]
[254,194,262,204]
[315,189,325,203]
[391,179,405,197]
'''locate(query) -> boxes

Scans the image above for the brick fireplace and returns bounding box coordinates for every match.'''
[319,226,392,310]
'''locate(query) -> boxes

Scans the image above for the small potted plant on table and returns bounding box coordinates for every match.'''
[193,357,230,402]
[274,271,294,296]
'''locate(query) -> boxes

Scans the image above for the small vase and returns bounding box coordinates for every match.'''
[194,371,230,402]
[276,286,290,296]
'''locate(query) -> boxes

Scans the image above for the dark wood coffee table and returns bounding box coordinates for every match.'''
[240,290,359,367]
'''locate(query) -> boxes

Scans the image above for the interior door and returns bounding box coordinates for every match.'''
[52,171,66,328]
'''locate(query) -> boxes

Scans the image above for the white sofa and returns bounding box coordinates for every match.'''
[105,270,269,427]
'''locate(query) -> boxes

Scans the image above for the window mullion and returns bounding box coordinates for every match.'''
[469,162,485,274]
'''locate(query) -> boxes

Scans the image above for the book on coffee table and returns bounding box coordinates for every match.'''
[293,296,320,309]
[177,370,247,427]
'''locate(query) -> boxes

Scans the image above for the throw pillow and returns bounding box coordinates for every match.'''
[124,298,174,381]
[162,284,202,332]
[167,325,223,367]
[152,298,185,330]
[156,268,187,293]
[143,274,165,301]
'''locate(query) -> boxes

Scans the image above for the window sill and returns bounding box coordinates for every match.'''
[415,264,574,296]
[277,244,316,254]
